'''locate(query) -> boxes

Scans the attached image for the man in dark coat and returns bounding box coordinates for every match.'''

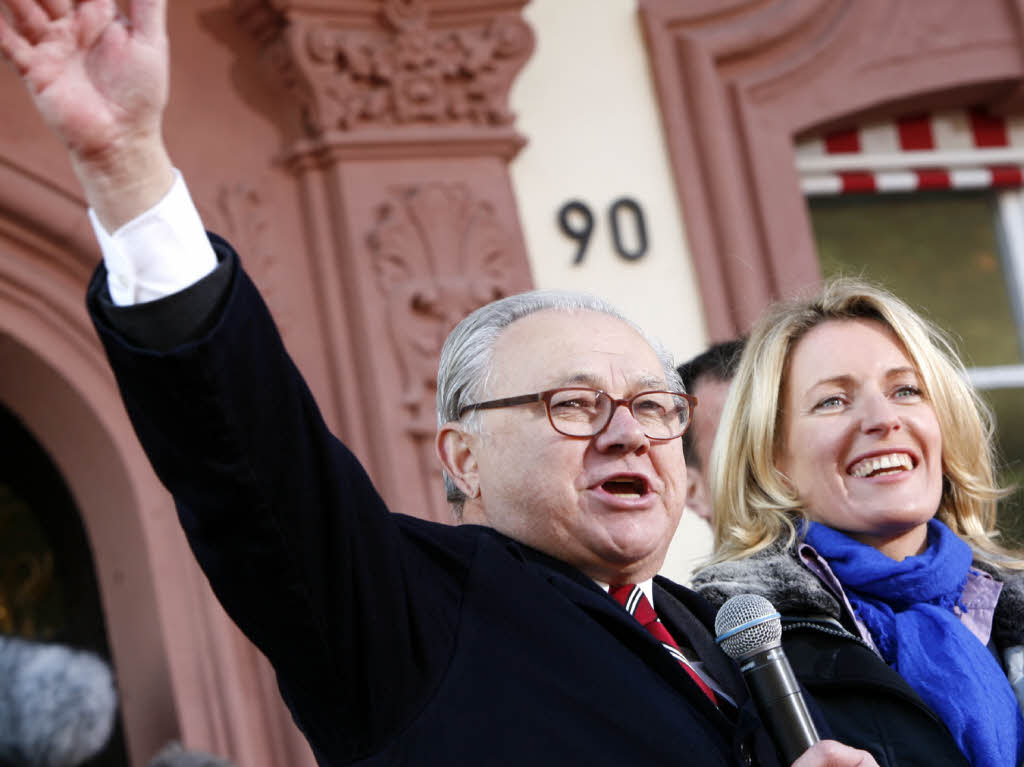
[0,1,877,765]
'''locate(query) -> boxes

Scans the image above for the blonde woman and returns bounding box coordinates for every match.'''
[691,278,1024,767]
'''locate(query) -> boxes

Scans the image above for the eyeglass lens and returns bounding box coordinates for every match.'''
[547,389,688,439]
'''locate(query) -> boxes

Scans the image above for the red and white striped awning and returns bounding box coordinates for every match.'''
[797,108,1024,195]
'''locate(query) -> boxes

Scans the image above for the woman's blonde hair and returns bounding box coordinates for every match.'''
[708,276,1020,568]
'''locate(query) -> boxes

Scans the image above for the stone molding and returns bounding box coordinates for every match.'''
[367,181,516,439]
[234,0,533,154]
[196,180,294,335]
[225,1,537,526]
[639,0,1024,339]
[366,179,523,521]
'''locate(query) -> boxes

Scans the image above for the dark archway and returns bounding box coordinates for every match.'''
[0,402,128,766]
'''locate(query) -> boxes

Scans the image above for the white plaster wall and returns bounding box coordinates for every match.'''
[509,0,713,581]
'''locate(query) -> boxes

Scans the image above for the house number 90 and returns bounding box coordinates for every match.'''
[557,197,649,265]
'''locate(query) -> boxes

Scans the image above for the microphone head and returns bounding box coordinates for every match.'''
[0,635,117,767]
[715,593,783,660]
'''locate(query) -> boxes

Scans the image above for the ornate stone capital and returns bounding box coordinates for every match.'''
[234,0,533,151]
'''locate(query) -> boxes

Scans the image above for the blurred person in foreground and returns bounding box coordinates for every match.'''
[0,1,880,765]
[677,338,745,526]
[691,277,1024,767]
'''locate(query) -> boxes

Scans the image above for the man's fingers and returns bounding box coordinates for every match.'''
[130,0,165,42]
[0,12,33,72]
[0,0,50,42]
[37,0,73,20]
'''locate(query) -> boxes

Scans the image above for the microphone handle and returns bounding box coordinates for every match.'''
[739,645,820,765]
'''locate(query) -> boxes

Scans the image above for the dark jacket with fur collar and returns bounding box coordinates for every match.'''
[691,542,1024,767]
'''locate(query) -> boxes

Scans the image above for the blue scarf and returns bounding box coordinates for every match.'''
[804,519,1024,767]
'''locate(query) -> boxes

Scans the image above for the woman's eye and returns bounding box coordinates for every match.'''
[814,395,845,411]
[894,385,923,399]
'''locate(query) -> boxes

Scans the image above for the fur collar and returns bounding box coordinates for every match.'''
[690,541,1024,647]
[973,560,1024,648]
[690,541,842,620]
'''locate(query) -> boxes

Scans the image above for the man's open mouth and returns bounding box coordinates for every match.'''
[601,477,649,497]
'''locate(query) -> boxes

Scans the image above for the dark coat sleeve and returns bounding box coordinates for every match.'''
[86,235,468,761]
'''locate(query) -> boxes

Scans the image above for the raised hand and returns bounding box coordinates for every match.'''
[0,0,174,229]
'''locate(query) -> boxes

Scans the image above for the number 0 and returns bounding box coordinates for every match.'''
[608,198,648,261]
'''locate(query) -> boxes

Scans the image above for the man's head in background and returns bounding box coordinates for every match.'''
[677,339,745,525]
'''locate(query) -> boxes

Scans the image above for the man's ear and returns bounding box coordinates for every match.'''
[436,423,480,499]
[685,465,713,524]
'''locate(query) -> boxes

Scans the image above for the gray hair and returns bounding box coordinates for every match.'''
[436,289,682,516]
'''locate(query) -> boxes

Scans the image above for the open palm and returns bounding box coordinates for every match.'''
[0,0,167,160]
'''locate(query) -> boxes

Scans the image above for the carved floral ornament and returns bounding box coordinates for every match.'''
[367,182,515,438]
[195,182,292,333]
[238,0,535,137]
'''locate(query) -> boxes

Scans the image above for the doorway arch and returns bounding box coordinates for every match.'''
[0,166,182,763]
[0,401,130,765]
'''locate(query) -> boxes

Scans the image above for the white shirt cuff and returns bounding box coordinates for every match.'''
[89,170,218,306]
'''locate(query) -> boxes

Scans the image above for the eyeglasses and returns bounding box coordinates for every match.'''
[458,387,697,440]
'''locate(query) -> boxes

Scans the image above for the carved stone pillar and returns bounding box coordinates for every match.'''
[233,0,535,523]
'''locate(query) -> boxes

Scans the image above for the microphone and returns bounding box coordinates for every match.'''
[715,594,820,765]
[0,635,117,767]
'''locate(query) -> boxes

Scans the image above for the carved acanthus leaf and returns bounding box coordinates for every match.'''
[197,181,291,333]
[367,182,516,438]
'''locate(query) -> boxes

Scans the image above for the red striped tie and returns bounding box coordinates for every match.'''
[610,583,718,704]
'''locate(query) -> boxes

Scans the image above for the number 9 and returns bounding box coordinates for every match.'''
[557,200,594,265]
